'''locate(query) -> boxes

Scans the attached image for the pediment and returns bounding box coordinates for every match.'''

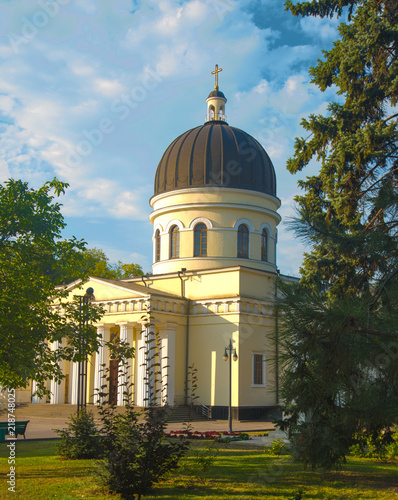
[63,276,151,302]
[62,276,182,302]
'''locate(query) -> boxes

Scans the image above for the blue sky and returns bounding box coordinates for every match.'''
[0,0,341,276]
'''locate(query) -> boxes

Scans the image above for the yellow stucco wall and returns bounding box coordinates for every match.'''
[17,264,286,411]
[186,309,277,408]
[150,187,280,275]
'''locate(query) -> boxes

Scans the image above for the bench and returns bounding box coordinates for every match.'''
[0,420,30,441]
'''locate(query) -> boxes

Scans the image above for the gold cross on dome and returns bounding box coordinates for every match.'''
[211,64,222,90]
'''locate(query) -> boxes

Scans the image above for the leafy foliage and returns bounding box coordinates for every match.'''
[277,0,398,469]
[69,247,144,282]
[263,438,290,456]
[55,408,103,460]
[350,430,398,460]
[0,178,104,394]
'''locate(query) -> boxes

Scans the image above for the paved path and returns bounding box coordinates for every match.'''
[11,413,285,444]
[7,404,287,445]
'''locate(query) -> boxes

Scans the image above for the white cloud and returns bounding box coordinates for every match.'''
[0,158,11,180]
[93,78,126,97]
[75,0,98,15]
[70,63,95,77]
[300,17,339,41]
[0,0,338,276]
[0,95,16,114]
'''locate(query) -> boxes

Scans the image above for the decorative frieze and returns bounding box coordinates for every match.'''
[191,297,274,317]
[96,297,185,317]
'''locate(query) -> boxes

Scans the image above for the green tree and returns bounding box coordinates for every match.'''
[0,178,104,394]
[71,247,144,281]
[277,0,398,468]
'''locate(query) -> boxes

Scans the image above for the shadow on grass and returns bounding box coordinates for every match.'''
[149,482,273,499]
[15,465,96,480]
[0,439,58,459]
[325,468,398,491]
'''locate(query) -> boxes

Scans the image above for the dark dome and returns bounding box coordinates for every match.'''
[207,90,226,99]
[154,121,276,197]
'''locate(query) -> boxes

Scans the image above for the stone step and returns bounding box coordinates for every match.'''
[165,406,208,423]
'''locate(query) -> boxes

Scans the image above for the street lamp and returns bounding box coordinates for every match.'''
[77,287,95,416]
[223,339,238,433]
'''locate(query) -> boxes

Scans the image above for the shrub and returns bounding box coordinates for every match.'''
[264,438,289,456]
[55,408,102,459]
[97,403,188,500]
[350,430,398,461]
[94,337,188,499]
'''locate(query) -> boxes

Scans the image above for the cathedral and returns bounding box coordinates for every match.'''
[18,67,294,420]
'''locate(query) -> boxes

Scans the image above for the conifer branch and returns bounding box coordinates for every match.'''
[369,267,398,309]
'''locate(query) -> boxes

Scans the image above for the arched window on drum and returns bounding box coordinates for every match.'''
[169,225,180,259]
[237,224,249,258]
[155,229,161,262]
[261,228,268,262]
[194,223,207,257]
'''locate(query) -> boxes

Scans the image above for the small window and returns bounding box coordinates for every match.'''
[170,225,180,259]
[261,229,268,262]
[194,223,207,257]
[252,353,265,386]
[155,229,161,262]
[237,224,249,258]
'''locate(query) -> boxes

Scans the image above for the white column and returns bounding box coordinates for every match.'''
[31,381,45,404]
[94,324,110,405]
[136,326,147,407]
[147,325,156,406]
[71,361,79,405]
[159,323,176,406]
[50,340,62,405]
[50,341,62,404]
[50,379,61,404]
[136,322,159,407]
[117,323,133,406]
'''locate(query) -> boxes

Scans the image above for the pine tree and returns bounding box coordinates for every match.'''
[277,0,398,469]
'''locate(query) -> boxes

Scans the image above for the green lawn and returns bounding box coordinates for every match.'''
[0,439,397,499]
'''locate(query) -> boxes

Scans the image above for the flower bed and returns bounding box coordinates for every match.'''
[164,430,252,442]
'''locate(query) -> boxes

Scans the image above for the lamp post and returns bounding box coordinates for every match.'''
[77,287,95,416]
[223,339,238,433]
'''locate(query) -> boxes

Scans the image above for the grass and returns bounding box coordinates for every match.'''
[0,439,397,499]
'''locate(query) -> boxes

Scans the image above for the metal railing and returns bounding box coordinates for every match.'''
[205,114,227,122]
[195,404,211,419]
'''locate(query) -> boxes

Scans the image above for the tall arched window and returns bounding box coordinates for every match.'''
[237,224,249,258]
[170,225,180,259]
[194,223,207,257]
[261,228,268,261]
[155,229,161,262]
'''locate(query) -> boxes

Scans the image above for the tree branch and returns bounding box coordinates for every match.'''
[369,267,398,308]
